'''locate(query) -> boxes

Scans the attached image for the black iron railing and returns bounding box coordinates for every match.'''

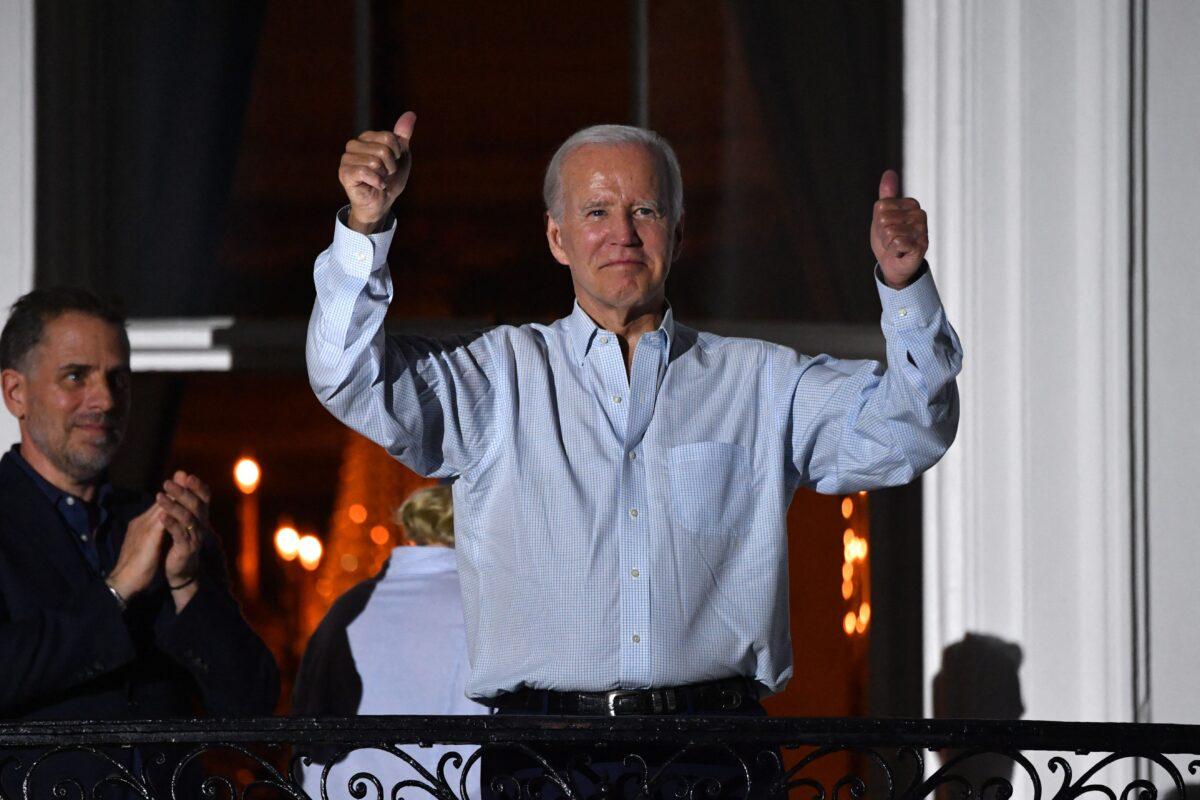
[1,716,1197,800]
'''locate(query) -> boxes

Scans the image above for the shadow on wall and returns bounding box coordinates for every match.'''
[933,633,1025,799]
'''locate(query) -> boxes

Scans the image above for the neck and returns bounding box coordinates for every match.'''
[577,296,664,340]
[575,296,666,377]
[18,440,99,501]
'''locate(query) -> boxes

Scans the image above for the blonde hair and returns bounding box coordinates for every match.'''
[396,485,455,547]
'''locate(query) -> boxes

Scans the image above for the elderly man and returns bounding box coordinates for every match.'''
[308,113,960,790]
[0,288,278,794]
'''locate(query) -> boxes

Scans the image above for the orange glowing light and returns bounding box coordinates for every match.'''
[842,562,853,581]
[316,578,333,598]
[844,542,855,563]
[369,525,390,545]
[843,529,855,546]
[843,611,857,635]
[340,553,359,572]
[233,458,261,494]
[273,526,300,561]
[841,498,854,519]
[298,535,323,570]
[856,616,867,634]
[859,602,872,625]
[348,504,368,524]
[858,539,869,560]
[841,580,854,600]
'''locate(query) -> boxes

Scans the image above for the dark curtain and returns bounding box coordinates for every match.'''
[36,1,265,317]
[725,1,903,322]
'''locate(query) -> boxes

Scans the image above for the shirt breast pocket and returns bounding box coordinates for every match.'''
[668,441,753,537]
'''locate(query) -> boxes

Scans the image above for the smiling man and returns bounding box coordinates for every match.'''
[0,288,278,732]
[308,115,961,793]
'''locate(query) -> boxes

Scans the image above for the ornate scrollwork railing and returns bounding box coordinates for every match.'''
[1,716,1197,800]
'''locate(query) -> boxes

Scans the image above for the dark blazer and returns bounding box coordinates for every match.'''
[0,452,279,720]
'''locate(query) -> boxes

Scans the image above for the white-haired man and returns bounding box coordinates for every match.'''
[307,112,961,793]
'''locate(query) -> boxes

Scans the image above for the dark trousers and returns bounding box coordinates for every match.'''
[481,701,779,800]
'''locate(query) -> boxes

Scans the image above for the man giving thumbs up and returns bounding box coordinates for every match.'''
[308,120,961,740]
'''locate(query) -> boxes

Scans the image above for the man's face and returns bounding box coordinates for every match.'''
[546,143,682,321]
[1,312,131,486]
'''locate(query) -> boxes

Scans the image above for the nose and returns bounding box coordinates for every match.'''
[609,212,642,247]
[87,374,116,413]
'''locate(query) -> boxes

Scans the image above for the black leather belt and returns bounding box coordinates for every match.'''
[488,677,759,716]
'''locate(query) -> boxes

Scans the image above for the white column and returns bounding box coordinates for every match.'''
[1145,0,1200,725]
[908,0,1134,723]
[0,0,36,447]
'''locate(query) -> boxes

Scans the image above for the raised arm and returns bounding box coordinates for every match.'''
[307,113,496,479]
[786,170,961,492]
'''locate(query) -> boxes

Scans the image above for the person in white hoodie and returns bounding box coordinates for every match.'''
[293,485,483,797]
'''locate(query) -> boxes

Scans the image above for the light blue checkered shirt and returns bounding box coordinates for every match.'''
[307,210,962,700]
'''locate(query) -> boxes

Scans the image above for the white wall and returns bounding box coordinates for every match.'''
[1145,0,1200,725]
[0,0,36,447]
[909,0,1133,724]
[913,0,1200,736]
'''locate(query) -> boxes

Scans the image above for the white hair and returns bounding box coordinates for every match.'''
[543,124,684,226]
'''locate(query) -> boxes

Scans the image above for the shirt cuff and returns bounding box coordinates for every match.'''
[875,262,945,332]
[331,205,397,278]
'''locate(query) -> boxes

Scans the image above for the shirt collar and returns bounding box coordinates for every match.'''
[7,444,113,510]
[564,301,676,365]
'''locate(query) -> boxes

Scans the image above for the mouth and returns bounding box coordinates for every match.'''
[73,420,118,440]
[602,259,646,269]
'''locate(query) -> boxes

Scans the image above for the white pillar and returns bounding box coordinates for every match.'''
[0,0,36,447]
[908,0,1134,724]
[1144,0,1200,726]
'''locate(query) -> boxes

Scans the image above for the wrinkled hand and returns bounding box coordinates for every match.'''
[158,470,211,593]
[870,169,929,288]
[107,504,168,601]
[339,111,417,234]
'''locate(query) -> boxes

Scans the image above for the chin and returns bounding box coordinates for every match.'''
[69,442,120,474]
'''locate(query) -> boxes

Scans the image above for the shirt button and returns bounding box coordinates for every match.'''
[632,634,641,644]
[66,497,76,506]
[355,252,366,261]
[80,534,89,542]
[630,568,640,578]
[898,308,909,318]
[629,508,639,519]
[628,451,637,461]
[598,335,609,345]
[612,395,622,404]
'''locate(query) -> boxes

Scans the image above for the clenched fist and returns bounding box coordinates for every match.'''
[870,169,929,289]
[339,111,417,234]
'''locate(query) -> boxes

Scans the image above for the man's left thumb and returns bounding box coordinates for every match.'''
[878,169,900,200]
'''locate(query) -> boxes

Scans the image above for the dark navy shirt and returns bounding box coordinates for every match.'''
[7,445,116,576]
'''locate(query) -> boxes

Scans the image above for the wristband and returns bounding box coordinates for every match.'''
[105,581,128,611]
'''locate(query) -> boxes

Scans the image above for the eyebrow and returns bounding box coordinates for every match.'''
[579,198,664,210]
[57,363,130,375]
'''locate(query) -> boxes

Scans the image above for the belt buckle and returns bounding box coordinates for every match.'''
[604,689,643,715]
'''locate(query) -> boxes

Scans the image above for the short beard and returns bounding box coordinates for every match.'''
[27,419,122,485]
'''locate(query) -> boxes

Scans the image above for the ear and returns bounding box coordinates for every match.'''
[670,212,685,263]
[545,212,571,267]
[2,369,26,420]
